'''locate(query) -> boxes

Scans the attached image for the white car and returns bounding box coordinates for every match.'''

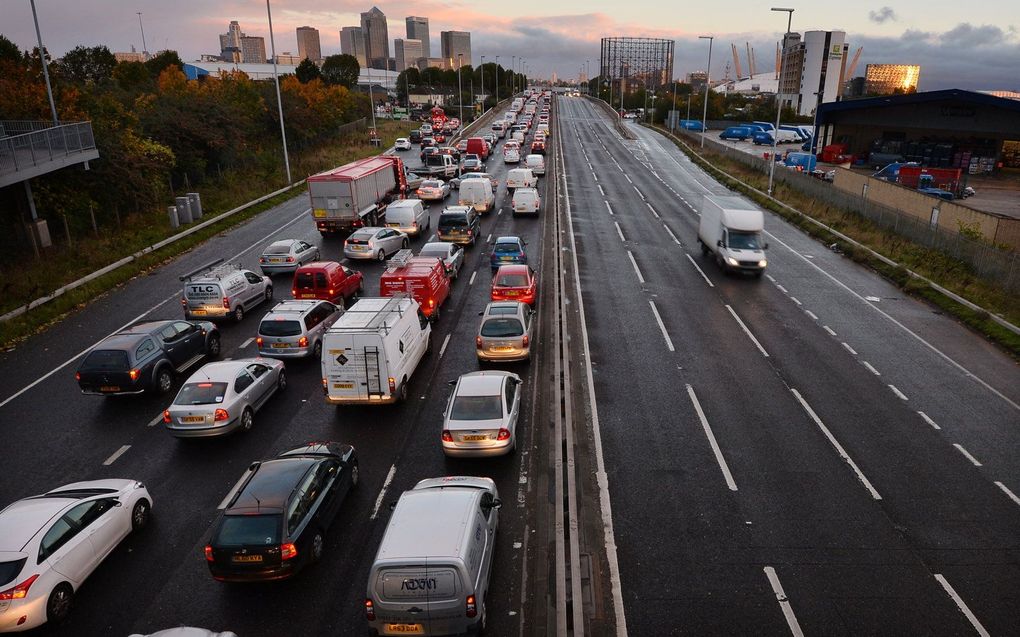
[416,179,450,202]
[503,145,521,164]
[442,371,522,457]
[0,479,152,631]
[343,227,408,261]
[257,239,320,275]
[394,138,411,151]
[418,241,464,279]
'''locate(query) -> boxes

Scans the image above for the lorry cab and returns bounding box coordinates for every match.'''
[379,250,450,320]
[292,261,363,306]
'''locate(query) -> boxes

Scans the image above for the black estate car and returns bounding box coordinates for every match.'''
[75,320,220,396]
[206,442,359,582]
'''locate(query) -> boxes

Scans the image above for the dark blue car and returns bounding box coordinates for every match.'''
[490,236,528,272]
[752,131,776,145]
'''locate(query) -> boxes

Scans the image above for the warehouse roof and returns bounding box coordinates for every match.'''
[818,89,1020,118]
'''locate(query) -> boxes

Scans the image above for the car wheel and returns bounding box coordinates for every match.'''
[313,250,321,261]
[206,333,221,358]
[155,368,174,394]
[240,407,254,432]
[377,249,386,262]
[312,341,322,359]
[351,462,360,487]
[277,369,287,392]
[46,583,73,623]
[398,378,408,402]
[233,305,245,322]
[131,499,151,531]
[425,335,433,356]
[401,239,409,249]
[310,529,325,563]
[264,286,273,302]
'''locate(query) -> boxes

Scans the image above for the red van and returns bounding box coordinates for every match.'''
[292,261,363,306]
[379,252,450,319]
[465,137,490,160]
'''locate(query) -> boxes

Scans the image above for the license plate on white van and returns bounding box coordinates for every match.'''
[384,625,423,635]
[333,382,354,390]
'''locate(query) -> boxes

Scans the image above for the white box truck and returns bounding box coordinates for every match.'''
[321,297,431,404]
[698,195,769,277]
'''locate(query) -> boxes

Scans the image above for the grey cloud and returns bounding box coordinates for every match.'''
[941,23,1010,46]
[868,7,897,24]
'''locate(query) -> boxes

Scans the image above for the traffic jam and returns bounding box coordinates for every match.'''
[0,90,554,635]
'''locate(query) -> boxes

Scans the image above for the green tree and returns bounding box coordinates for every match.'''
[112,61,151,91]
[58,45,117,84]
[321,54,359,88]
[395,67,420,103]
[0,34,21,64]
[145,50,183,79]
[295,58,321,83]
[420,66,443,88]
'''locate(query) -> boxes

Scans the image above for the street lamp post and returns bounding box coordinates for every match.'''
[266,0,291,183]
[480,55,486,113]
[699,35,714,148]
[367,65,376,134]
[29,0,58,126]
[768,7,794,196]
[511,56,516,94]
[670,81,678,133]
[495,56,500,103]
[457,53,464,125]
[810,90,823,155]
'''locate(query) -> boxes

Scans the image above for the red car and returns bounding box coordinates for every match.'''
[292,261,363,306]
[491,264,537,306]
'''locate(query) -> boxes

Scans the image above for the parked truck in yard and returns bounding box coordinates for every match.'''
[307,156,408,236]
[698,195,769,277]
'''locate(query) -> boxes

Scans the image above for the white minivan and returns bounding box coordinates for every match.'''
[511,187,541,215]
[180,260,272,322]
[505,168,537,190]
[458,178,496,213]
[524,154,546,176]
[385,199,429,237]
[366,477,501,636]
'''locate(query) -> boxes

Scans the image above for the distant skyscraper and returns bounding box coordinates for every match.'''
[296,26,322,62]
[340,26,366,68]
[240,36,267,64]
[865,64,920,95]
[395,39,424,72]
[441,31,471,68]
[219,20,244,62]
[406,17,431,58]
[361,6,390,70]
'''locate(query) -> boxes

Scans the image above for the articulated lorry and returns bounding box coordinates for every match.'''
[698,195,768,277]
[307,156,408,236]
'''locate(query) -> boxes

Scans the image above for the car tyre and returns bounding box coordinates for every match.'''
[401,239,409,249]
[377,249,386,262]
[206,333,222,358]
[233,305,245,322]
[309,528,325,564]
[46,583,73,624]
[264,286,273,302]
[277,370,287,392]
[398,378,408,402]
[131,499,151,531]
[312,341,322,359]
[351,462,360,487]
[240,407,254,432]
[155,367,174,395]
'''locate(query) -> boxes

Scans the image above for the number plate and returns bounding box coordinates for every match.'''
[493,346,514,352]
[271,343,290,349]
[385,625,423,635]
[182,416,205,423]
[505,290,519,296]
[269,258,283,263]
[333,383,354,390]
[191,309,207,315]
[313,209,327,218]
[100,386,120,392]
[231,554,263,563]
[462,434,488,441]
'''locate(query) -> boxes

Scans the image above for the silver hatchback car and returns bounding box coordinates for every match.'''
[476,301,534,362]
[343,227,408,261]
[257,299,343,359]
[163,359,285,438]
[258,239,320,275]
[441,371,522,457]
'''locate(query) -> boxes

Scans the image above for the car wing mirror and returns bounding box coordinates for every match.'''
[764,242,770,250]
[478,311,484,316]
[388,500,398,511]
[491,498,503,509]
[447,379,457,386]
[717,240,723,248]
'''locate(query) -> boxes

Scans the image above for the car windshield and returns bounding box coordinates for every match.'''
[728,231,763,250]
[450,394,504,420]
[217,514,281,546]
[496,274,529,287]
[294,272,316,289]
[420,246,448,258]
[481,318,524,338]
[260,319,303,337]
[81,349,129,370]
[0,558,26,587]
[440,215,466,227]
[494,242,521,254]
[265,243,292,255]
[175,382,228,405]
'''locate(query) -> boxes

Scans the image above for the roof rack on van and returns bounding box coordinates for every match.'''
[179,258,242,282]
[387,249,415,269]
[330,295,410,334]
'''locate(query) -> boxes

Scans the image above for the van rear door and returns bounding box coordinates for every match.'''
[377,561,462,633]
[323,333,386,402]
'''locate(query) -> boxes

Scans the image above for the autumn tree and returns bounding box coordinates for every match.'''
[58,45,117,84]
[321,54,359,88]
[295,58,321,83]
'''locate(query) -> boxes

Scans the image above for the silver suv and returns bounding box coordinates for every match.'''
[256,300,343,359]
[476,301,534,362]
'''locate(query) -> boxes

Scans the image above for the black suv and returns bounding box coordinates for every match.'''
[409,129,422,144]
[206,442,359,582]
[437,206,481,246]
[75,320,220,396]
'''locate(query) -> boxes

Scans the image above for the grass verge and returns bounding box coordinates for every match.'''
[646,124,1020,359]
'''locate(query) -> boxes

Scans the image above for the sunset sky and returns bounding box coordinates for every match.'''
[4,1,1019,90]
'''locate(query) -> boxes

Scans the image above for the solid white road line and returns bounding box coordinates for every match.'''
[686,254,714,287]
[649,301,675,352]
[952,443,983,466]
[469,271,477,286]
[763,566,805,637]
[627,251,645,284]
[604,201,615,216]
[842,342,858,356]
[994,481,1020,507]
[439,334,452,359]
[791,388,882,500]
[934,574,990,637]
[240,337,254,349]
[823,326,837,336]
[147,413,163,428]
[804,310,818,320]
[917,411,941,429]
[614,222,626,242]
[370,464,397,520]
[862,361,881,376]
[889,384,909,401]
[102,445,131,466]
[663,224,680,245]
[686,385,737,490]
[725,305,769,357]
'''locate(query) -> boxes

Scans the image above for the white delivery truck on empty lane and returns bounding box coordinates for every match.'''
[698,195,769,277]
[321,297,431,404]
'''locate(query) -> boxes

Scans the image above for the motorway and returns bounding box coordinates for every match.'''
[2,93,1019,637]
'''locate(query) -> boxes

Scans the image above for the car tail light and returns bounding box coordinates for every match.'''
[467,230,473,236]
[222,297,230,309]
[181,298,187,307]
[428,298,435,308]
[475,336,483,348]
[388,377,396,393]
[0,574,39,601]
[365,599,376,621]
[298,336,309,348]
[204,545,214,562]
[286,256,295,263]
[162,410,171,424]
[328,288,335,296]
[522,335,530,347]
[291,289,297,297]
[128,369,140,381]
[466,594,478,618]
[442,430,454,442]
[497,428,511,441]
[259,257,266,264]
[75,371,81,381]
[281,543,298,560]
[214,409,229,422]
[256,337,263,347]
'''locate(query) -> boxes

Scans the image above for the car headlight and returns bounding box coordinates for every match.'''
[758,260,767,268]
[726,257,739,266]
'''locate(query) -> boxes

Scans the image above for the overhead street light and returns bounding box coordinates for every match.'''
[768,7,795,196]
[480,55,486,113]
[495,55,500,102]
[29,0,58,126]
[266,0,291,183]
[457,53,464,125]
[699,35,714,148]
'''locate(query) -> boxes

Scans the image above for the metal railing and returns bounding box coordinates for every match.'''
[0,121,97,177]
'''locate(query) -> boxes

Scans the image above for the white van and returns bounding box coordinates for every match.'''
[385,199,429,237]
[524,154,546,176]
[458,178,496,213]
[366,477,501,636]
[511,187,541,215]
[490,121,507,138]
[506,168,537,190]
[511,130,525,144]
[180,260,272,322]
[321,297,431,404]
[503,144,521,164]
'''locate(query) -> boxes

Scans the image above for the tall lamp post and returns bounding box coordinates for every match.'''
[511,56,516,94]
[670,80,678,133]
[480,55,486,113]
[29,0,58,125]
[768,7,794,196]
[266,0,291,183]
[810,90,823,155]
[495,55,500,103]
[698,35,714,148]
[457,53,464,125]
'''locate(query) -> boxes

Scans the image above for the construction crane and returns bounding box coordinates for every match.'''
[845,46,863,77]
[731,43,744,79]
